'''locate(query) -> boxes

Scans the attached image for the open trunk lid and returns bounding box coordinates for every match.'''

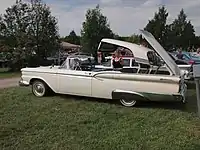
[140,30,181,76]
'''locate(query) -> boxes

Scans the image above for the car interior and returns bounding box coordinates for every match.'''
[59,41,170,75]
[62,53,169,75]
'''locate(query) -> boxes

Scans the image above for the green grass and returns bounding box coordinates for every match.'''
[0,87,200,150]
[0,68,20,79]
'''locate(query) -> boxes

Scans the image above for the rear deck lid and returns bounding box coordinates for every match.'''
[140,29,180,76]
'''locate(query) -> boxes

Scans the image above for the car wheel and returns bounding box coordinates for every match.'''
[120,98,137,107]
[32,80,47,97]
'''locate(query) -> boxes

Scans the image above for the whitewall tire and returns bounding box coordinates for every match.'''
[32,80,47,97]
[120,98,137,107]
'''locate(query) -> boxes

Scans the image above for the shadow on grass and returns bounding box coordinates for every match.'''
[55,88,198,114]
[56,93,120,105]
[187,80,196,89]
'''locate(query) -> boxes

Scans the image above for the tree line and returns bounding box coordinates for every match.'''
[64,5,200,54]
[0,1,199,71]
[145,6,198,50]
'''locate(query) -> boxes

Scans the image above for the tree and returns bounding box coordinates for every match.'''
[169,9,196,49]
[0,0,60,70]
[64,30,80,45]
[115,35,140,44]
[195,36,200,48]
[114,36,127,41]
[0,0,31,70]
[144,6,168,48]
[126,34,140,44]
[81,5,114,57]
[28,0,60,59]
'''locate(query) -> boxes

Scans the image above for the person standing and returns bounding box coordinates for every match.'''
[196,47,200,56]
[112,48,123,68]
[176,47,184,60]
[97,51,102,64]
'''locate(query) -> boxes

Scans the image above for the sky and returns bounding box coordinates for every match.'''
[1,0,200,37]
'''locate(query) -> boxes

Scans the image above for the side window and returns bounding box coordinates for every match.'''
[123,59,130,67]
[98,42,117,52]
[98,42,133,57]
[103,59,111,66]
[132,59,139,67]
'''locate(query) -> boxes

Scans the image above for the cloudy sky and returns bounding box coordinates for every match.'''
[1,0,200,37]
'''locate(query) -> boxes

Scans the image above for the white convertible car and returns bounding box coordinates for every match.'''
[19,30,187,107]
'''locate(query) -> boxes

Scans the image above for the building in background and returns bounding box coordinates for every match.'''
[47,41,82,65]
[60,41,81,54]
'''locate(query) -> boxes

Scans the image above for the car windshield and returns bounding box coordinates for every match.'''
[182,53,191,60]
[60,55,95,69]
[60,59,67,68]
[60,58,77,69]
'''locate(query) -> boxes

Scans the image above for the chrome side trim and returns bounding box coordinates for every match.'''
[112,89,185,102]
[113,89,145,97]
[94,73,180,84]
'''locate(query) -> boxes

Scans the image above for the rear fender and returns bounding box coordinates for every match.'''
[112,89,148,101]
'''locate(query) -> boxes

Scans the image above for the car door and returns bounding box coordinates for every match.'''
[57,68,92,97]
[91,71,116,99]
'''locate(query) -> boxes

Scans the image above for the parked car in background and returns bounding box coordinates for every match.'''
[168,52,193,80]
[191,52,200,58]
[168,52,190,65]
[172,51,200,64]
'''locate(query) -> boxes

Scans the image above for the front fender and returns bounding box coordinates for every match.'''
[21,73,58,93]
[30,77,57,93]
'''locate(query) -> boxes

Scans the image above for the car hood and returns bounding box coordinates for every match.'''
[140,30,180,76]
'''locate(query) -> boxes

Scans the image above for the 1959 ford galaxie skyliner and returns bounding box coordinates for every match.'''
[19,30,187,107]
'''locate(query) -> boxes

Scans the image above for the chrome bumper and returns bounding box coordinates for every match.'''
[19,79,29,87]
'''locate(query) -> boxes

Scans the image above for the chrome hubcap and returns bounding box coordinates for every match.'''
[120,99,136,106]
[33,83,45,96]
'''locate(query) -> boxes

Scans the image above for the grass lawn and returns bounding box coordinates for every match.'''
[0,68,20,79]
[0,87,200,150]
